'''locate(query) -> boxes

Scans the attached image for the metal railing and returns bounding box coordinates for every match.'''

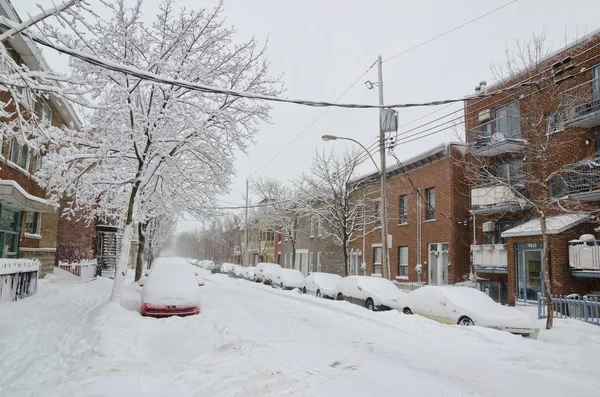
[538,292,600,325]
[550,159,600,198]
[394,282,424,293]
[469,114,522,150]
[471,244,508,268]
[568,239,600,270]
[562,76,600,125]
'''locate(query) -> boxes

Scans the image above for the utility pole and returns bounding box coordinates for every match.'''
[377,55,390,280]
[244,178,249,266]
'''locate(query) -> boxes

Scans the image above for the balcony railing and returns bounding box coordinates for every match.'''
[471,244,507,270]
[569,239,600,271]
[471,184,526,210]
[563,77,600,128]
[469,114,525,156]
[550,159,600,200]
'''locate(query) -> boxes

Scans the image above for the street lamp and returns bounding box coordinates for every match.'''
[322,134,389,280]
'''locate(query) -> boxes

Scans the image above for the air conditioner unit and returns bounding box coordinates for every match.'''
[482,221,495,233]
[478,109,491,122]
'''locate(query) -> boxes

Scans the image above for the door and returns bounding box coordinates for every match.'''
[516,249,543,303]
[428,243,449,285]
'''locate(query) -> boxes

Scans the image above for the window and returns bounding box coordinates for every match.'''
[317,217,324,236]
[493,101,520,139]
[310,217,315,237]
[398,246,408,278]
[375,201,382,227]
[32,152,42,173]
[546,110,565,136]
[496,159,524,187]
[356,204,364,229]
[25,212,42,236]
[317,252,322,272]
[373,246,382,275]
[8,137,29,170]
[309,252,314,273]
[284,253,288,266]
[425,188,435,220]
[398,195,408,224]
[277,253,281,265]
[40,101,53,124]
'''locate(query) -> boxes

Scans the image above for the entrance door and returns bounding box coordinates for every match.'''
[428,243,449,285]
[516,249,543,303]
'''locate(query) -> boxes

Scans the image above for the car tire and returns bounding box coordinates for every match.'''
[316,290,321,298]
[281,282,284,289]
[458,316,474,326]
[336,293,344,301]
[302,287,307,294]
[403,307,413,315]
[366,298,375,311]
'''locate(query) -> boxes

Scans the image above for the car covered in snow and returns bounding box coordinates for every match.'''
[221,262,235,274]
[334,276,409,312]
[211,263,222,274]
[243,266,256,281]
[272,268,304,290]
[254,262,281,284]
[141,260,202,317]
[203,260,215,271]
[303,272,342,298]
[405,286,539,337]
[232,265,245,278]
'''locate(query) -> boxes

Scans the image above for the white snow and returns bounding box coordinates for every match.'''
[142,262,201,307]
[274,268,304,288]
[1,272,599,396]
[501,213,590,237]
[0,259,39,275]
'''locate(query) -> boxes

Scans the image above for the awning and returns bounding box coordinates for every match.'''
[501,213,590,238]
[0,180,57,213]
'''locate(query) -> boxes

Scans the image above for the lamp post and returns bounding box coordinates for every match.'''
[321,134,389,280]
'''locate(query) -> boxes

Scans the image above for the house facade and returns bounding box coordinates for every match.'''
[349,143,471,286]
[277,210,345,277]
[466,30,600,305]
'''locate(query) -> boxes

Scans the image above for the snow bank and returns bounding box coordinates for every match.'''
[0,258,40,275]
[357,276,404,299]
[142,263,201,307]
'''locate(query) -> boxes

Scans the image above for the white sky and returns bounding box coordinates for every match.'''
[13,0,600,233]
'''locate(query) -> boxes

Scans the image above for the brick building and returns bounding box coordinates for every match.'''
[465,30,600,305]
[276,206,346,277]
[349,143,472,285]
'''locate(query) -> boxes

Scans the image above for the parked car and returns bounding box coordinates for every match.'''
[405,286,539,338]
[272,268,304,290]
[232,265,245,278]
[303,272,342,298]
[334,276,409,312]
[221,262,235,274]
[254,262,281,284]
[243,266,256,281]
[204,260,215,271]
[141,260,201,317]
[211,263,223,274]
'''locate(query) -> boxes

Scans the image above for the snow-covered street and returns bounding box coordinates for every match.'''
[1,271,599,397]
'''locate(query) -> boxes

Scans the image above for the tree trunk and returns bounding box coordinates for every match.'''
[540,216,553,329]
[343,237,349,276]
[291,239,296,270]
[134,222,146,281]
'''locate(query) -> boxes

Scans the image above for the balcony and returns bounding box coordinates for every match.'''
[471,244,507,272]
[471,184,527,213]
[550,159,600,201]
[469,114,526,156]
[569,239,600,277]
[563,77,600,128]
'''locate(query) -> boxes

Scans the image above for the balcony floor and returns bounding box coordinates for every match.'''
[471,139,527,157]
[565,108,600,128]
[571,269,600,278]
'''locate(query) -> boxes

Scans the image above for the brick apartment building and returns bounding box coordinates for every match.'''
[276,207,345,277]
[466,30,600,305]
[349,143,472,285]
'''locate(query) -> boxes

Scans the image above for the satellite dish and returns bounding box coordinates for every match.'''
[491,132,505,141]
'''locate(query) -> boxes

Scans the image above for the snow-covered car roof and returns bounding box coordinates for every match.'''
[142,262,201,307]
[279,268,304,282]
[310,272,342,286]
[354,276,402,298]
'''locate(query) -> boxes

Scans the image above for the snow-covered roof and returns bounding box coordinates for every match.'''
[501,213,590,238]
[0,180,56,212]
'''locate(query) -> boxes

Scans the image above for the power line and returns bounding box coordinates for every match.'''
[383,0,519,63]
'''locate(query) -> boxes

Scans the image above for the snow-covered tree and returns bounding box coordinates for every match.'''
[38,0,282,302]
[143,212,177,270]
[297,149,379,276]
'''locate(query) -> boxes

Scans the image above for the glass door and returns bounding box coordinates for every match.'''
[516,249,543,303]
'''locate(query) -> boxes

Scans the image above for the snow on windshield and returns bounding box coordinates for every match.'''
[142,263,200,306]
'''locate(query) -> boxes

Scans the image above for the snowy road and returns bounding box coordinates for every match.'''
[1,271,599,397]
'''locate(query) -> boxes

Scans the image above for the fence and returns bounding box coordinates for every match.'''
[538,292,600,326]
[0,259,40,304]
[394,282,424,293]
[54,259,97,283]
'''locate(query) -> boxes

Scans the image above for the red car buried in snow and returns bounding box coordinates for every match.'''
[141,258,202,317]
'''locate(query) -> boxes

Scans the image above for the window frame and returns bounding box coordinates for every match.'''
[309,252,314,273]
[425,187,436,221]
[309,217,315,238]
[373,246,382,275]
[317,252,322,272]
[398,246,408,278]
[25,212,42,236]
[317,217,324,237]
[40,101,53,125]
[374,200,382,228]
[398,195,408,225]
[8,137,30,171]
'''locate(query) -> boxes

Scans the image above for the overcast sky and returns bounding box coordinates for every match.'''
[14,0,600,233]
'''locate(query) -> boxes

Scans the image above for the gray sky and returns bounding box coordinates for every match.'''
[13,0,600,233]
